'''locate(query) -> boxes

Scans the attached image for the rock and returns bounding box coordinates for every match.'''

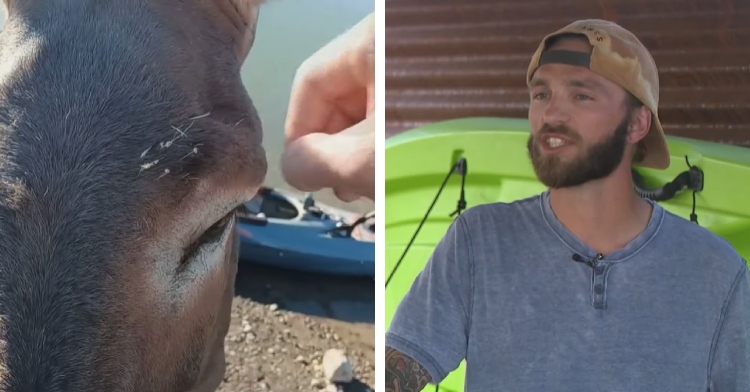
[310,378,325,388]
[269,303,279,312]
[322,348,353,383]
[325,383,345,392]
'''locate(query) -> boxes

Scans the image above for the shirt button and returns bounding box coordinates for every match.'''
[594,284,604,294]
[595,265,605,275]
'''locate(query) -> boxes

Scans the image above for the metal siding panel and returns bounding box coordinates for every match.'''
[385,0,750,147]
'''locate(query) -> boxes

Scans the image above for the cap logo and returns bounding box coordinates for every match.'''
[579,24,605,42]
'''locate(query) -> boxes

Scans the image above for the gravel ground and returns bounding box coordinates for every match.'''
[217,261,375,392]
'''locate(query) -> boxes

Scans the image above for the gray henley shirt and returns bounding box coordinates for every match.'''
[385,191,750,391]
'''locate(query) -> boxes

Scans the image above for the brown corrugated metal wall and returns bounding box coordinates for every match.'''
[385,0,750,147]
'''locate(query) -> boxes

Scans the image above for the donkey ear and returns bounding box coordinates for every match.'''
[215,0,263,64]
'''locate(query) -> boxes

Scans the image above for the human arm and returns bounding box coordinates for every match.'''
[385,346,433,392]
[708,261,750,391]
[281,12,374,202]
[384,215,474,388]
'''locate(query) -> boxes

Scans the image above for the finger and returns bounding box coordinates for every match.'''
[284,62,360,147]
[284,13,374,145]
[285,89,366,148]
[284,79,369,156]
[280,132,339,194]
[333,188,361,203]
[284,71,335,147]
[280,116,373,199]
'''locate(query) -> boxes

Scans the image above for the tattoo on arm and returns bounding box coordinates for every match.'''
[385,346,433,392]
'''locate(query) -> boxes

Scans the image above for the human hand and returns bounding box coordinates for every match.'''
[280,12,375,202]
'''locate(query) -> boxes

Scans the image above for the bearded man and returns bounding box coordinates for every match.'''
[385,19,750,392]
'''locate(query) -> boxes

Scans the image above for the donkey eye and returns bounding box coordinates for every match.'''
[179,209,237,266]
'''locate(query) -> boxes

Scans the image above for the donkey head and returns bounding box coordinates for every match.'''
[0,0,267,390]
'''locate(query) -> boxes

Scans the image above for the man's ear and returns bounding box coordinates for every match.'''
[215,0,265,64]
[628,105,652,145]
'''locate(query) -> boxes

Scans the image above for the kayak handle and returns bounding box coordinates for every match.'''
[328,211,375,238]
[632,155,703,224]
[632,157,703,202]
[235,204,269,226]
[236,215,269,226]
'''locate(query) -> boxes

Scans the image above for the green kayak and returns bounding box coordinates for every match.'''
[384,117,750,392]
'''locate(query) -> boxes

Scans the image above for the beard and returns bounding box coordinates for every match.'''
[527,113,631,189]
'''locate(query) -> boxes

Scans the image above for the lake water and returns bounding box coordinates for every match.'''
[0,0,375,214]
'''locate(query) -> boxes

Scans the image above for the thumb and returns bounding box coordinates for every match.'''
[280,116,374,201]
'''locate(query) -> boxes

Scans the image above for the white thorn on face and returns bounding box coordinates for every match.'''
[170,120,195,141]
[170,125,186,138]
[138,159,159,174]
[184,121,194,133]
[180,147,199,161]
[140,147,151,158]
[159,140,173,149]
[158,168,170,179]
[189,112,210,120]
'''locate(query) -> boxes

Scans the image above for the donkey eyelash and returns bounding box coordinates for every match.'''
[179,207,240,266]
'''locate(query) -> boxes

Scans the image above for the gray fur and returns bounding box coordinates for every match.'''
[0,1,266,390]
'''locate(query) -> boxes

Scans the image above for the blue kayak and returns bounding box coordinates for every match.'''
[235,187,375,278]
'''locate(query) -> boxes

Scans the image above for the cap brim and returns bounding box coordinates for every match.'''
[635,115,670,170]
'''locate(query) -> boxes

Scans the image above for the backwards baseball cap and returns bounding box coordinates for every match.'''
[526,19,670,170]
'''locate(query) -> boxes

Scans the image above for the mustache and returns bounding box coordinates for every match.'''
[536,123,581,142]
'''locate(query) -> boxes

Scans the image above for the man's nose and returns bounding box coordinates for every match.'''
[542,94,571,126]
